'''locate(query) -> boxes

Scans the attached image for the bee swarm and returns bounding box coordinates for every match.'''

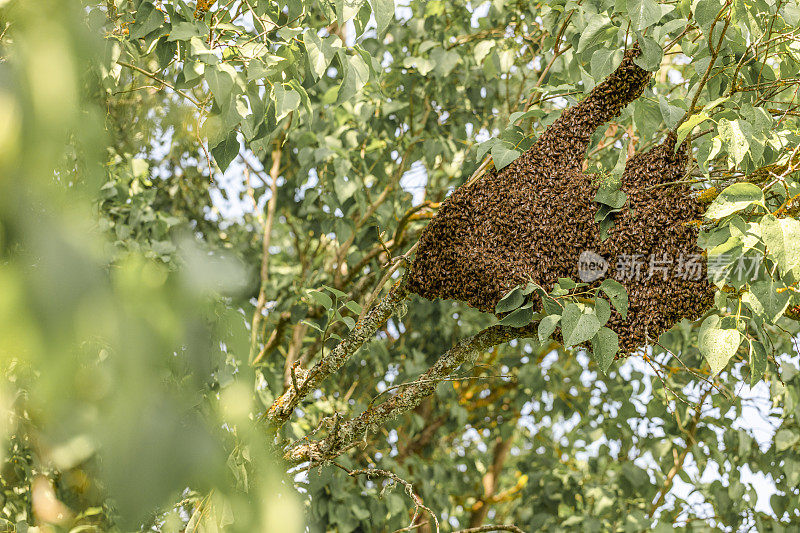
[408,47,714,354]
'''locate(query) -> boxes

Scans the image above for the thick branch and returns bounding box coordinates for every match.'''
[252,311,290,366]
[266,276,411,426]
[282,322,309,390]
[453,526,524,533]
[249,144,282,362]
[396,410,447,461]
[469,437,513,528]
[283,325,519,463]
[678,3,731,128]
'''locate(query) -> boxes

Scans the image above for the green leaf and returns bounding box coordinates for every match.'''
[633,33,663,71]
[498,305,535,327]
[336,52,370,104]
[628,0,663,30]
[206,63,237,108]
[210,130,240,172]
[694,0,723,31]
[659,96,683,130]
[301,319,325,333]
[274,84,301,120]
[336,0,366,23]
[509,108,539,124]
[634,97,662,142]
[188,35,219,64]
[698,315,741,375]
[599,279,629,319]
[783,2,800,25]
[476,138,497,160]
[522,281,543,296]
[676,111,711,145]
[760,214,800,277]
[538,314,561,342]
[591,327,619,373]
[183,60,205,82]
[322,285,349,299]
[368,0,395,35]
[742,281,790,323]
[168,21,204,42]
[717,118,749,166]
[655,17,688,40]
[430,46,460,77]
[704,183,764,219]
[286,79,312,117]
[561,303,602,347]
[304,29,336,80]
[749,339,767,387]
[591,48,622,81]
[403,56,435,76]
[496,286,525,313]
[308,290,333,309]
[557,278,577,290]
[702,96,729,112]
[334,176,358,203]
[540,293,561,314]
[474,40,496,63]
[344,301,363,315]
[595,185,627,209]
[776,429,799,452]
[577,17,613,53]
[595,297,611,326]
[611,141,629,181]
[491,143,521,170]
[129,1,165,39]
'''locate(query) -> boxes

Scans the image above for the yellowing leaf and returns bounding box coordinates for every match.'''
[698,315,741,374]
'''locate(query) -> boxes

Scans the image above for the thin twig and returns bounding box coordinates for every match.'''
[648,386,712,517]
[358,242,418,322]
[334,463,440,533]
[116,60,204,108]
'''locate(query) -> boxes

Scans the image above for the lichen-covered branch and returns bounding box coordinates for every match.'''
[283,325,519,463]
[453,526,525,533]
[266,276,411,426]
[336,464,439,533]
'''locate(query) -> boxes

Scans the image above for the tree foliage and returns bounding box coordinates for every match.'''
[2,0,800,531]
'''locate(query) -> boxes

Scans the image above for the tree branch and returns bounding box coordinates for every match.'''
[335,463,440,533]
[266,276,411,426]
[248,143,282,362]
[116,60,204,109]
[283,325,520,463]
[453,525,524,533]
[648,386,712,517]
[677,2,732,128]
[469,437,514,528]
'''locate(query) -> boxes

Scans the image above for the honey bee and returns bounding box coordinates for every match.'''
[407,46,714,354]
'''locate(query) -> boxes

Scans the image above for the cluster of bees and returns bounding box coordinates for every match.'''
[408,46,714,354]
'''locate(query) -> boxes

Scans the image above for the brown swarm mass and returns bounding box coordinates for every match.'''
[408,47,715,353]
